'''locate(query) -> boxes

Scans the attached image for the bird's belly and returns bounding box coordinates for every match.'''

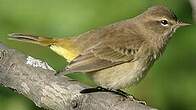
[89,59,152,89]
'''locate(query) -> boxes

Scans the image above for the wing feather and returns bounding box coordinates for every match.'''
[66,44,139,73]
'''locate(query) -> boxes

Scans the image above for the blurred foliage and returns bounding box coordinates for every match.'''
[0,0,195,110]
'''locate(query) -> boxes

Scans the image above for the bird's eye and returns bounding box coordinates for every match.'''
[160,20,169,26]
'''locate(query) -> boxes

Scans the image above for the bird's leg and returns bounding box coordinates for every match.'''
[55,70,63,76]
[55,67,68,76]
[55,71,61,76]
[55,71,65,76]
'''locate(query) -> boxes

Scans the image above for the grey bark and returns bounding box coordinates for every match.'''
[0,43,156,110]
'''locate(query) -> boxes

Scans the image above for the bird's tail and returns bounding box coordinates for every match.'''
[8,33,56,46]
[8,33,80,62]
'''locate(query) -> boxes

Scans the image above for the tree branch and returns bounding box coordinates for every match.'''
[0,43,156,110]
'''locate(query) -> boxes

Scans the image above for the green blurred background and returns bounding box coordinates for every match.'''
[0,0,195,110]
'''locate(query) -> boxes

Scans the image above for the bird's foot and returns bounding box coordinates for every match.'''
[127,95,146,105]
[80,86,146,105]
[80,86,111,93]
[80,86,129,97]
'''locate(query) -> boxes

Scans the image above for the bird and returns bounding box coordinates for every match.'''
[9,5,189,96]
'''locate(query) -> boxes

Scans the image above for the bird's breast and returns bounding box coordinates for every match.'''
[89,57,154,89]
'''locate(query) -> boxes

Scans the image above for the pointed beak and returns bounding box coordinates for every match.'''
[177,20,191,27]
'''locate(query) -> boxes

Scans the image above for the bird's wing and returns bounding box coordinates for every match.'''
[66,35,144,73]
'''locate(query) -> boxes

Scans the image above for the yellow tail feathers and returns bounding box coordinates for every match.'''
[8,33,80,62]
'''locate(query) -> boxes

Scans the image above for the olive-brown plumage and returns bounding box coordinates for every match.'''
[9,5,189,89]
